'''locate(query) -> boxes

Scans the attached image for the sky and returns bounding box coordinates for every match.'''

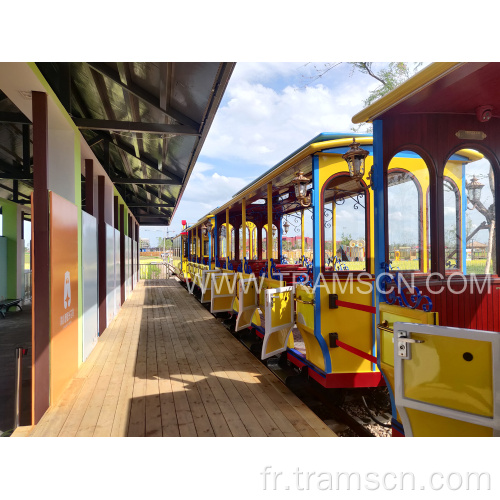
[141,61,392,246]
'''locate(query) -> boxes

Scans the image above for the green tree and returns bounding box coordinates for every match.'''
[340,232,352,246]
[350,62,422,108]
[157,237,173,250]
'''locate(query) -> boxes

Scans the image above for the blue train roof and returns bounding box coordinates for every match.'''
[232,132,369,198]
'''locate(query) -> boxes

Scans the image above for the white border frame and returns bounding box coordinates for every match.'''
[394,321,500,436]
[235,277,258,331]
[210,272,236,313]
[261,286,294,360]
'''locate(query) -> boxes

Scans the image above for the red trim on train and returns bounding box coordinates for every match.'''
[336,300,376,314]
[286,352,385,389]
[391,426,405,437]
[335,340,377,364]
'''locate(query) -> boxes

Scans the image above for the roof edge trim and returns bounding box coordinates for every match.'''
[351,62,465,124]
[187,136,373,230]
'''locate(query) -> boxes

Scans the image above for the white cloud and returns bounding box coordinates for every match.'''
[202,63,381,168]
[168,170,253,230]
[194,161,214,173]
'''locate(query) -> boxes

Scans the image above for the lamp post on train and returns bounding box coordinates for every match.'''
[292,171,311,207]
[283,218,290,235]
[342,138,369,182]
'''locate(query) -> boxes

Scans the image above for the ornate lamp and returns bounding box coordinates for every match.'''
[283,219,290,235]
[292,171,311,207]
[466,175,484,205]
[202,219,213,237]
[342,139,369,182]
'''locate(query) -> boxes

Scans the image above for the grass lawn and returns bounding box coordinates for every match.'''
[139,255,164,264]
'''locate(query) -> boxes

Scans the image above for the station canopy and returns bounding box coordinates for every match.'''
[0,62,235,225]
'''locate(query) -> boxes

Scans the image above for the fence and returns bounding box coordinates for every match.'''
[139,262,169,280]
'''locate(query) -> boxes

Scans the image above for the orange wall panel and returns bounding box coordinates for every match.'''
[49,192,79,404]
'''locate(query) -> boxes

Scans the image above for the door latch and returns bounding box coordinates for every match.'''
[397,330,424,359]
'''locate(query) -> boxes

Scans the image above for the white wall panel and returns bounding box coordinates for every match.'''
[106,223,115,326]
[82,212,98,361]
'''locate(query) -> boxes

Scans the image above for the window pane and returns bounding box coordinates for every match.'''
[387,152,429,272]
[461,152,496,275]
[324,176,366,271]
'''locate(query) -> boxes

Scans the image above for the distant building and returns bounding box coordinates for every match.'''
[140,238,150,250]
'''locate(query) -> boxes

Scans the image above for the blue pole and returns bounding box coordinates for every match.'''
[373,120,397,418]
[312,154,331,372]
[214,216,218,267]
[208,222,212,269]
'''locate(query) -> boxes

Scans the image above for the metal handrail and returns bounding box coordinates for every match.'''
[295,297,315,305]
[377,320,393,333]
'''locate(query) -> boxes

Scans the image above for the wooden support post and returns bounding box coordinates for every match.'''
[129,214,134,290]
[114,195,118,229]
[98,176,106,335]
[136,222,139,281]
[31,91,50,424]
[120,204,125,304]
[85,159,94,215]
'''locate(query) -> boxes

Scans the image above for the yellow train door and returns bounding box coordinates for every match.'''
[235,277,258,332]
[393,322,500,437]
[261,286,294,360]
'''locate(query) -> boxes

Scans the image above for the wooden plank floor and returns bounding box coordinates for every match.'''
[28,279,336,437]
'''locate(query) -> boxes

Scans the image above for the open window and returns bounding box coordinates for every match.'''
[387,152,430,272]
[323,174,368,272]
[262,224,278,259]
[445,149,497,275]
[219,223,234,260]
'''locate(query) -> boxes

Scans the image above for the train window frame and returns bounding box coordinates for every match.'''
[387,167,425,273]
[321,172,371,275]
[442,176,462,272]
[443,146,500,276]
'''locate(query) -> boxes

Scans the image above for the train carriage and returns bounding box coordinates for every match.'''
[174,63,500,437]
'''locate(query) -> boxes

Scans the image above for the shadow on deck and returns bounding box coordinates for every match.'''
[24,279,334,437]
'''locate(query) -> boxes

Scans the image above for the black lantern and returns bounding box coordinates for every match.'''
[292,171,311,207]
[466,175,484,205]
[342,139,369,181]
[283,219,290,235]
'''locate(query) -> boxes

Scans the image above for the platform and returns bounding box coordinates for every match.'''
[25,278,335,437]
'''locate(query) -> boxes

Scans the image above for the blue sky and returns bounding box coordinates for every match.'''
[141,60,495,250]
[141,62,399,245]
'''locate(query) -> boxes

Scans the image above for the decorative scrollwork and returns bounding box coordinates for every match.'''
[244,257,252,274]
[332,189,365,210]
[328,256,349,271]
[380,265,433,312]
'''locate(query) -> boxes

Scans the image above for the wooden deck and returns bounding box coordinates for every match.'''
[26,278,335,437]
